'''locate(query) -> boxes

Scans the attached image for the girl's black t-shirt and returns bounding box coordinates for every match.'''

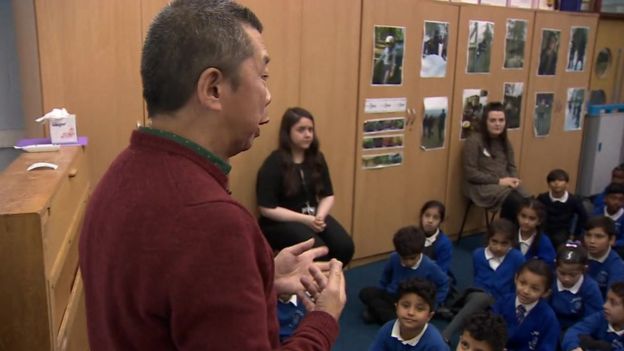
[256,150,333,214]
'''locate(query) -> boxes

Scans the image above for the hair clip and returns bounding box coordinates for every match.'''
[565,240,581,248]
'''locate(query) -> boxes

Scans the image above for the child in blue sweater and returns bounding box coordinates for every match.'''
[515,198,556,267]
[585,216,624,298]
[419,200,453,275]
[277,293,307,343]
[493,259,560,351]
[360,226,449,324]
[369,278,449,351]
[443,218,525,341]
[593,164,624,211]
[562,281,624,351]
[457,312,508,351]
[549,242,603,331]
[593,183,624,257]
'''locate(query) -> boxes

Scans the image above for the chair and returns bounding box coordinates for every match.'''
[456,198,498,244]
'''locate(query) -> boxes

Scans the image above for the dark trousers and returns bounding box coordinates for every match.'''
[259,215,355,265]
[359,287,396,324]
[547,230,572,251]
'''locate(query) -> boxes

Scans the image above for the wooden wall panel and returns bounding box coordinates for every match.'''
[11,0,44,138]
[35,0,144,185]
[445,5,534,237]
[229,0,303,213]
[589,19,624,104]
[352,0,458,258]
[519,11,598,195]
[299,0,361,233]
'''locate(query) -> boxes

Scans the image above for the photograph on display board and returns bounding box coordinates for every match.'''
[503,19,528,69]
[421,21,449,78]
[362,151,403,169]
[460,89,488,140]
[538,29,560,76]
[421,97,448,150]
[565,88,585,131]
[534,92,554,137]
[363,134,404,151]
[503,82,524,129]
[363,117,406,135]
[371,26,405,86]
[466,20,494,73]
[566,27,589,72]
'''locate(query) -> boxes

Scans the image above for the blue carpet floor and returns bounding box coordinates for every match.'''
[332,233,484,351]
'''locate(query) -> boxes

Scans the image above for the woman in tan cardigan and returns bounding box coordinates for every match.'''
[462,102,530,224]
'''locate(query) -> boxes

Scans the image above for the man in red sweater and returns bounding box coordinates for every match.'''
[78,0,346,350]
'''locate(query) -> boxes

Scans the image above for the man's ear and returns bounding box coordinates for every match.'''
[196,67,224,110]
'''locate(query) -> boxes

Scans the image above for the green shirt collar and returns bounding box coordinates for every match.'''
[139,126,231,175]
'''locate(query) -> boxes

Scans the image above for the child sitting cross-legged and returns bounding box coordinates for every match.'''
[492,258,560,351]
[368,278,450,351]
[585,216,624,298]
[562,281,624,351]
[359,225,449,324]
[456,311,508,351]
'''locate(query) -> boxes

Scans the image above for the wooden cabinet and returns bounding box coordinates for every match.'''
[0,147,90,351]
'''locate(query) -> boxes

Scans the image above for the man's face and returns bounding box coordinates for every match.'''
[220,25,272,157]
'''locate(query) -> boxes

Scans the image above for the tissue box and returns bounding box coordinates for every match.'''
[49,115,78,144]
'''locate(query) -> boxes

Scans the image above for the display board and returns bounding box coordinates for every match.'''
[444,4,534,237]
[352,0,459,258]
[518,11,598,196]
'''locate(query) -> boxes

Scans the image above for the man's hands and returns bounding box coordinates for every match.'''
[273,239,346,321]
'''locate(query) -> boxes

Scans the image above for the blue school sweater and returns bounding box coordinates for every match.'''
[588,249,624,298]
[473,248,526,301]
[380,253,449,305]
[593,205,624,248]
[423,230,453,274]
[493,294,560,351]
[549,274,604,330]
[368,320,450,351]
[520,233,556,267]
[277,297,307,343]
[562,311,624,351]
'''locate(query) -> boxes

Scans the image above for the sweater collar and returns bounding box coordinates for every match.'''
[138,127,231,175]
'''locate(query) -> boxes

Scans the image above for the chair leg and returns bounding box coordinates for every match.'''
[484,209,497,226]
[456,201,472,244]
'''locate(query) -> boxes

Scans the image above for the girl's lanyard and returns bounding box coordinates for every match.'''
[299,167,315,215]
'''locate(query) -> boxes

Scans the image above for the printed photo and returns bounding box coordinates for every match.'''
[466,20,494,73]
[567,27,589,72]
[565,88,585,131]
[538,29,560,76]
[503,19,528,69]
[363,134,404,150]
[421,21,449,78]
[460,89,488,140]
[534,93,554,137]
[503,82,524,129]
[362,152,403,169]
[363,117,406,135]
[422,97,448,150]
[372,26,405,85]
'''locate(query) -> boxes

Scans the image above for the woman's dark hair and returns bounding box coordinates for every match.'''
[486,218,516,244]
[419,200,446,222]
[517,197,547,256]
[556,241,588,266]
[479,101,509,159]
[517,258,554,290]
[278,107,324,197]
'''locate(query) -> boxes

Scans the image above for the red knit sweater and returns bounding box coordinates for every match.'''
[79,130,338,350]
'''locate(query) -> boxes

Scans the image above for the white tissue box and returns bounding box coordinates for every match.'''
[49,115,78,144]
